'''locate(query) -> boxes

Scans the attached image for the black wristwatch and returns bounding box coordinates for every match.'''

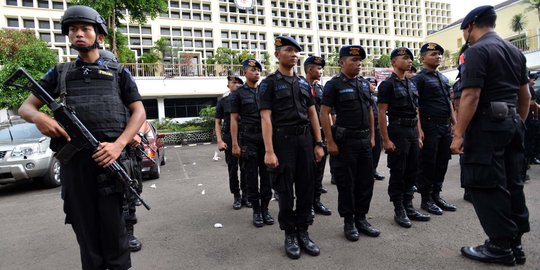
[315,140,325,147]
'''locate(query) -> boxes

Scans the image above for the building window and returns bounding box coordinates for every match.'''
[141,27,152,34]
[23,19,35,28]
[40,33,51,42]
[6,0,17,6]
[54,33,65,42]
[22,0,33,7]
[204,30,212,37]
[129,26,140,34]
[142,99,158,119]
[205,40,213,47]
[161,28,171,35]
[164,98,216,118]
[38,20,50,29]
[37,0,48,8]
[52,1,63,9]
[7,18,19,27]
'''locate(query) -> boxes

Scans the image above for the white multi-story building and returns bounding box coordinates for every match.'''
[1,0,451,120]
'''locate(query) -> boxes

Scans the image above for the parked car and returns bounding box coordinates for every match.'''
[0,122,61,188]
[140,121,166,179]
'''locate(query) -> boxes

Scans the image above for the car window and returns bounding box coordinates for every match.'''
[0,123,44,141]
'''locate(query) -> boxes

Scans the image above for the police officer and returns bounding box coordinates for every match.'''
[412,43,457,215]
[230,59,273,227]
[523,73,540,175]
[451,6,530,266]
[259,36,324,259]
[100,49,143,252]
[18,5,145,269]
[320,45,380,241]
[405,65,417,79]
[367,78,385,181]
[378,47,430,228]
[215,75,250,210]
[303,56,332,216]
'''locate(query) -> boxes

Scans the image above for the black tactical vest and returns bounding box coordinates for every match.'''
[56,61,129,141]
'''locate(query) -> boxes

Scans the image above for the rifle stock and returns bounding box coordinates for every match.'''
[3,67,151,210]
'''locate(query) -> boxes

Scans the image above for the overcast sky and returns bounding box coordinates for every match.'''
[451,0,508,22]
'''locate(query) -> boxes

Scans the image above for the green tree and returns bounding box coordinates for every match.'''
[110,30,135,63]
[373,54,391,67]
[73,0,168,54]
[0,29,57,109]
[212,47,239,64]
[525,0,540,22]
[237,50,256,63]
[510,13,527,34]
[139,50,160,63]
[154,37,171,61]
[198,106,216,131]
[326,49,340,66]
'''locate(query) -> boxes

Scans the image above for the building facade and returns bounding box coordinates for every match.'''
[1,0,452,120]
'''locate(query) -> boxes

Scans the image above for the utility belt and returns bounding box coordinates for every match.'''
[477,101,517,121]
[420,115,451,125]
[274,125,310,136]
[242,125,262,133]
[332,126,370,140]
[389,117,418,127]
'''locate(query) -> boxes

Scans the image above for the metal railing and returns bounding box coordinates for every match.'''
[509,34,539,53]
[123,63,374,79]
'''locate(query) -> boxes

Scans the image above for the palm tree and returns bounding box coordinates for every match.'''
[525,0,540,22]
[511,14,527,34]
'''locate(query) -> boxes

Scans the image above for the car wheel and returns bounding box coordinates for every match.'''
[160,154,166,166]
[41,157,61,188]
[149,162,161,179]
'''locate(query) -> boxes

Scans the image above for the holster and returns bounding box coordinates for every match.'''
[489,101,509,121]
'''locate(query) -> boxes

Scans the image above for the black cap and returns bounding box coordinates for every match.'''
[227,75,244,84]
[274,36,302,52]
[241,58,262,70]
[304,56,326,68]
[410,66,417,73]
[530,73,539,80]
[420,43,444,54]
[390,47,414,60]
[460,5,496,30]
[367,77,377,84]
[339,45,367,60]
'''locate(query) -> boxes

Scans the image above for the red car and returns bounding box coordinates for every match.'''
[140,121,166,179]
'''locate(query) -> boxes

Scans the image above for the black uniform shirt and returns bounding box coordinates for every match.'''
[322,73,372,129]
[411,69,451,119]
[258,71,314,127]
[215,94,233,131]
[39,57,142,106]
[378,73,418,119]
[460,32,528,106]
[230,84,260,127]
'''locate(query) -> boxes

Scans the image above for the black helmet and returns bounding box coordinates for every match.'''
[99,49,118,63]
[61,5,107,36]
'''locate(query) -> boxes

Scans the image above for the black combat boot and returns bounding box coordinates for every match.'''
[420,193,443,215]
[432,192,457,211]
[461,240,516,266]
[393,201,411,228]
[284,232,300,259]
[261,199,274,225]
[241,195,252,208]
[297,228,320,256]
[233,193,242,210]
[343,217,360,241]
[403,200,430,221]
[512,234,526,265]
[126,224,142,252]
[313,197,332,216]
[355,215,380,237]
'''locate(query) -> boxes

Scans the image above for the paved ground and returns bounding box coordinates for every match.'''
[0,143,538,270]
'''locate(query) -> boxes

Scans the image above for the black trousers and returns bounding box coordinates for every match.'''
[313,150,327,203]
[372,128,382,173]
[123,147,141,228]
[332,136,374,220]
[461,113,530,243]
[223,132,247,196]
[387,125,419,202]
[241,131,272,210]
[269,130,315,233]
[523,118,540,178]
[417,120,452,195]
[61,149,131,270]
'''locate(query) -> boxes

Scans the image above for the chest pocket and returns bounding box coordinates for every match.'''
[241,97,258,114]
[338,92,361,112]
[393,89,409,107]
[299,88,312,108]
[274,87,293,111]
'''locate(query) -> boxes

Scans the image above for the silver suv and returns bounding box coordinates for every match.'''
[0,121,60,188]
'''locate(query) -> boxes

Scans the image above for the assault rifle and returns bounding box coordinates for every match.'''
[3,67,150,210]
